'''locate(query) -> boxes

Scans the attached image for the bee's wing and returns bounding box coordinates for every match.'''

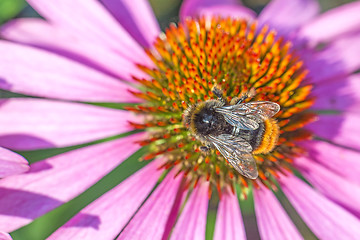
[215,101,280,130]
[208,134,258,179]
[242,101,280,119]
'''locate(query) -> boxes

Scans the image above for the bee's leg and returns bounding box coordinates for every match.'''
[212,86,227,105]
[199,144,211,152]
[230,97,240,105]
[233,88,256,105]
[235,94,248,104]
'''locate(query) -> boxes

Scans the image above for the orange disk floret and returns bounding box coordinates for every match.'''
[126,16,315,193]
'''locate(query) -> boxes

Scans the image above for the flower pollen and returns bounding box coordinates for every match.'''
[127,17,317,196]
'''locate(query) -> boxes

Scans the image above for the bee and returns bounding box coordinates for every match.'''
[183,87,280,179]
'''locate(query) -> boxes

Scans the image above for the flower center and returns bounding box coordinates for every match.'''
[126,17,316,196]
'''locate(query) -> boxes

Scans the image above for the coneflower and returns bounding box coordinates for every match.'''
[0,0,359,239]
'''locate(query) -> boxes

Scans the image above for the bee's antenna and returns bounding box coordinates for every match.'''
[212,85,227,105]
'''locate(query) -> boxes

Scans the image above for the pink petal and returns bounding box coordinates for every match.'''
[118,170,187,240]
[0,134,143,232]
[299,1,360,46]
[0,41,142,102]
[326,32,360,75]
[305,32,360,83]
[258,0,319,35]
[311,74,360,113]
[300,140,360,184]
[196,5,256,20]
[306,113,360,151]
[253,185,302,240]
[0,98,141,150]
[26,0,151,66]
[0,232,11,240]
[162,177,189,240]
[1,19,150,81]
[0,147,29,178]
[170,180,209,240]
[101,0,160,48]
[180,0,250,20]
[49,158,164,240]
[279,174,360,239]
[295,157,360,216]
[214,187,246,240]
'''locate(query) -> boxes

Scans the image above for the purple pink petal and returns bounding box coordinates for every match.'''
[0,147,29,178]
[100,0,160,48]
[312,74,360,113]
[0,41,142,102]
[254,185,302,240]
[170,181,209,240]
[323,32,360,76]
[48,158,165,240]
[306,113,360,151]
[26,0,150,66]
[280,174,360,239]
[295,157,360,217]
[0,19,150,80]
[195,5,256,20]
[0,133,143,232]
[180,0,245,20]
[305,32,360,83]
[214,187,246,240]
[300,140,360,184]
[0,232,11,240]
[0,98,141,150]
[258,0,319,35]
[162,176,189,240]
[299,1,360,46]
[118,170,187,240]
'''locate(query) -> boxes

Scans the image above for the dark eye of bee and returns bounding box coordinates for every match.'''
[202,113,213,126]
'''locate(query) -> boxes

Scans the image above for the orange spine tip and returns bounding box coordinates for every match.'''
[259,171,267,180]
[208,186,212,199]
[143,153,156,161]
[215,165,220,175]
[206,172,211,181]
[193,177,200,188]
[128,121,147,129]
[172,102,180,110]
[194,164,199,171]
[230,184,235,195]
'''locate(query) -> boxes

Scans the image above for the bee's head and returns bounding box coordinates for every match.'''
[195,110,215,132]
[184,101,223,137]
[192,104,220,136]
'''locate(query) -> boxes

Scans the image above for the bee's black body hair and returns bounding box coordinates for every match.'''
[184,99,265,151]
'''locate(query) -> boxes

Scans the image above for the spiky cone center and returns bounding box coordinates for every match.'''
[127,16,316,197]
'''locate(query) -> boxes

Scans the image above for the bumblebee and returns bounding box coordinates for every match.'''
[183,87,280,179]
